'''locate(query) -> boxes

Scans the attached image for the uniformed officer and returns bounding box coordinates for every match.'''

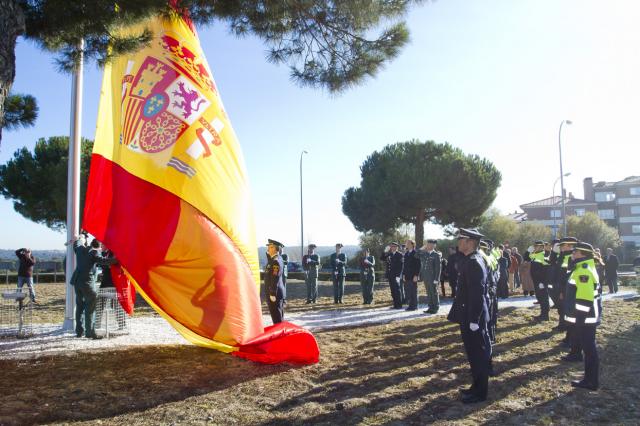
[360,248,376,304]
[565,242,602,390]
[280,247,289,302]
[418,239,442,314]
[402,240,421,311]
[448,228,492,403]
[479,240,498,344]
[526,240,550,321]
[265,239,286,324]
[330,243,347,304]
[303,244,321,304]
[71,234,118,339]
[555,237,578,333]
[381,242,404,309]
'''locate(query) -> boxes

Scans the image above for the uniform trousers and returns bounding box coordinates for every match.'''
[305,272,318,302]
[333,274,345,303]
[77,283,98,337]
[576,321,599,386]
[403,279,418,309]
[361,272,375,304]
[389,276,403,308]
[267,297,284,324]
[460,324,491,399]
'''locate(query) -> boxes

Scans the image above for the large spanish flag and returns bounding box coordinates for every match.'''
[83,9,318,364]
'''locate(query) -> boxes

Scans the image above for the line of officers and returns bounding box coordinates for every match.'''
[447,228,602,404]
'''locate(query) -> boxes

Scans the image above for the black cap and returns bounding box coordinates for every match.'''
[308,243,317,249]
[267,239,284,248]
[551,239,560,245]
[534,240,545,246]
[457,228,484,241]
[485,239,494,247]
[559,237,578,245]
[335,243,344,248]
[426,239,438,244]
[479,240,489,249]
[389,242,399,247]
[574,242,594,254]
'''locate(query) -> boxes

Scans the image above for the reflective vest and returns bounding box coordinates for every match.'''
[530,250,549,266]
[481,249,497,271]
[565,258,602,325]
[560,253,571,269]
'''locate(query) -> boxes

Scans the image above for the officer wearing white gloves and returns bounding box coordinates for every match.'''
[447,228,492,404]
[381,242,404,309]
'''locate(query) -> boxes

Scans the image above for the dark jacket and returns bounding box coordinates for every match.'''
[402,250,421,281]
[604,254,619,276]
[72,239,117,288]
[448,251,489,326]
[15,249,35,277]
[330,252,347,277]
[265,253,285,300]
[381,251,403,281]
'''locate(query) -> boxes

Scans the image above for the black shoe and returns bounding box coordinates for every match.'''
[461,393,486,404]
[305,300,312,304]
[571,380,598,391]
[76,332,83,338]
[86,333,103,340]
[405,307,417,311]
[562,354,583,362]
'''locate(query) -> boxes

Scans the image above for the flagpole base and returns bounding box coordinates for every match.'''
[62,318,74,332]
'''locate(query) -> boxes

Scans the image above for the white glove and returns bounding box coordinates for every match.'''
[553,244,560,254]
[538,283,544,289]
[469,323,480,332]
[269,296,276,302]
[527,246,534,253]
[396,277,401,283]
[433,280,439,284]
[306,258,311,264]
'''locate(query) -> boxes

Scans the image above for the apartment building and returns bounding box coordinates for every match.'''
[518,176,640,247]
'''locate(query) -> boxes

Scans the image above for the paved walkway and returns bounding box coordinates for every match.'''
[0,290,636,360]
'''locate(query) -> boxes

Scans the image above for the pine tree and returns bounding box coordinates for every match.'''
[0,0,422,144]
[2,93,38,130]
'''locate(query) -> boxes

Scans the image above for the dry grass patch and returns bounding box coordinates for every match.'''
[0,297,638,425]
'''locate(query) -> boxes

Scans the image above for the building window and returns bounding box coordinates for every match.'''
[631,187,640,196]
[598,209,615,219]
[550,209,561,218]
[633,225,640,234]
[595,192,616,202]
[574,208,585,217]
[631,206,640,215]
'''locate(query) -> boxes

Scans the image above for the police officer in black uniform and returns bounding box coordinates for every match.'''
[381,242,404,309]
[265,239,286,324]
[402,240,421,311]
[448,228,492,403]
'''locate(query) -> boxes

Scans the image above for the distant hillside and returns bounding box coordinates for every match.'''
[0,249,66,263]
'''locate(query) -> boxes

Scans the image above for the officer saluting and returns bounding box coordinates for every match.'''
[565,242,602,390]
[381,242,404,309]
[265,239,286,324]
[448,228,492,403]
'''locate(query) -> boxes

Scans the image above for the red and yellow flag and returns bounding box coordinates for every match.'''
[83,9,318,364]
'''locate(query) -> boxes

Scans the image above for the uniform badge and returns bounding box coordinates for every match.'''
[579,275,589,283]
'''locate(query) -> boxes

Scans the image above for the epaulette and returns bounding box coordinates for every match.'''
[582,263,588,269]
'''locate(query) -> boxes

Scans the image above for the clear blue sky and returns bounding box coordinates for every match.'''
[1,0,639,250]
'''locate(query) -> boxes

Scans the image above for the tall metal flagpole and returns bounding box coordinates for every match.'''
[299,150,308,265]
[63,40,84,332]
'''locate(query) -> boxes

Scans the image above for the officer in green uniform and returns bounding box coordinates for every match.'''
[565,242,602,390]
[330,243,347,304]
[360,248,376,304]
[303,244,320,304]
[71,233,118,339]
[418,239,442,314]
[265,239,286,323]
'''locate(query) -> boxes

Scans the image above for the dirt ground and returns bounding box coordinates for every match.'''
[0,280,638,425]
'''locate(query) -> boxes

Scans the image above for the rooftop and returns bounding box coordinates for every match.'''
[520,195,596,208]
[593,175,640,189]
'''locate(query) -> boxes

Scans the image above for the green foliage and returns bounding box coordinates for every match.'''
[357,229,412,270]
[2,93,38,130]
[479,210,552,252]
[20,0,419,91]
[0,136,93,230]
[343,140,502,246]
[566,212,622,251]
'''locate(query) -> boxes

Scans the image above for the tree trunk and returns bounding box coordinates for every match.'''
[415,209,426,247]
[0,0,25,144]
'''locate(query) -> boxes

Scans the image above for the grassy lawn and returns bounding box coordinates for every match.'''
[0,289,638,425]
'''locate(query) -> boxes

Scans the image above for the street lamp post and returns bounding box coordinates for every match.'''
[300,150,308,266]
[553,172,571,238]
[559,119,572,237]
